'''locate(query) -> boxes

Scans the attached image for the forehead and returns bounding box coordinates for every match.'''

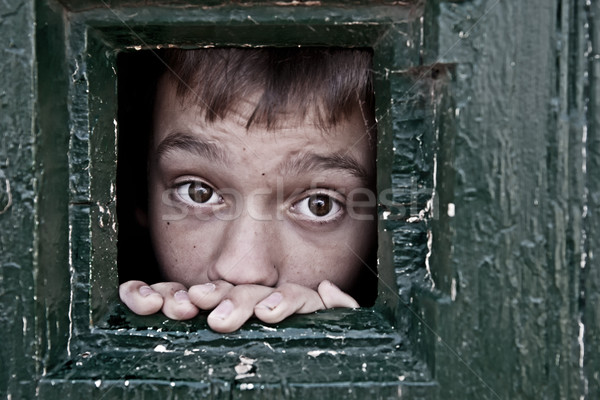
[152,76,374,163]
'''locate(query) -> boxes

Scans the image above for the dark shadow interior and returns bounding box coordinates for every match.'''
[117,51,163,284]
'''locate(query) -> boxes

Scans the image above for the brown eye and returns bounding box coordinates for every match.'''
[292,192,342,222]
[188,182,213,203]
[308,194,332,216]
[176,181,220,205]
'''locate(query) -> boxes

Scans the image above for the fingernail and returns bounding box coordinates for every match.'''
[325,280,337,288]
[196,283,216,293]
[139,286,155,297]
[256,292,283,310]
[174,290,189,302]
[210,299,234,320]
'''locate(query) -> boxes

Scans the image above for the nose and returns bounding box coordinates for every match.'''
[206,211,280,287]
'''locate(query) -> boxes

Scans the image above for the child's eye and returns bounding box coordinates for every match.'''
[292,193,343,221]
[176,181,222,205]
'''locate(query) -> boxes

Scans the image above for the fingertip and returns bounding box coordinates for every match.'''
[162,290,199,321]
[318,280,360,309]
[255,292,283,311]
[188,283,219,309]
[207,300,243,333]
[189,280,235,310]
[254,292,287,324]
[138,285,158,297]
[174,289,190,302]
[119,281,164,316]
[163,306,199,321]
[206,320,237,334]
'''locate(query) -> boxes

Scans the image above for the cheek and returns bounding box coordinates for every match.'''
[149,219,217,286]
[325,220,376,288]
[280,220,375,290]
[282,247,362,291]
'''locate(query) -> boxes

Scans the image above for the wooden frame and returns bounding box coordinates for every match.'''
[32,0,448,397]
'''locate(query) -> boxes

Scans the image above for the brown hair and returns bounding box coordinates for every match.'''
[159,47,375,131]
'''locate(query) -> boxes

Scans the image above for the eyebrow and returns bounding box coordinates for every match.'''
[155,133,228,164]
[155,133,371,183]
[280,151,371,184]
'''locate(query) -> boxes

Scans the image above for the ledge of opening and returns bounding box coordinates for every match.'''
[66,4,422,53]
[44,307,435,397]
[57,0,423,13]
[96,304,399,341]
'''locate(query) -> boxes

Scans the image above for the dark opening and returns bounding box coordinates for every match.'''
[117,51,163,284]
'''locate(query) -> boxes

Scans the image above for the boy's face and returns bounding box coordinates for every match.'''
[147,76,376,295]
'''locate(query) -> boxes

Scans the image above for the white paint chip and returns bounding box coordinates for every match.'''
[239,355,257,364]
[153,344,172,353]
[307,350,340,358]
[451,278,457,301]
[234,355,257,379]
[447,203,455,217]
[261,326,277,332]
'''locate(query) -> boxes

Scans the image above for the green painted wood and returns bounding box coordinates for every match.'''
[56,0,422,13]
[0,1,38,398]
[2,0,599,398]
[34,0,72,376]
[420,0,596,398]
[41,308,435,398]
[584,0,600,398]
[0,1,38,399]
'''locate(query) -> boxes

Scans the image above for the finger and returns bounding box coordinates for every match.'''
[119,280,164,316]
[150,282,199,320]
[254,283,326,324]
[206,284,273,333]
[317,280,360,309]
[188,280,234,310]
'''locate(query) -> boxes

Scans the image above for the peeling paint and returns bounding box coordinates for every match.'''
[67,223,74,357]
[153,344,173,353]
[239,383,255,390]
[273,1,322,6]
[0,177,12,214]
[424,229,434,289]
[307,350,341,358]
[263,342,275,352]
[447,202,455,217]
[234,355,257,379]
[451,278,457,301]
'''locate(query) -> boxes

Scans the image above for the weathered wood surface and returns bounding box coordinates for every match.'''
[425,0,598,398]
[0,1,37,399]
[1,0,599,399]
